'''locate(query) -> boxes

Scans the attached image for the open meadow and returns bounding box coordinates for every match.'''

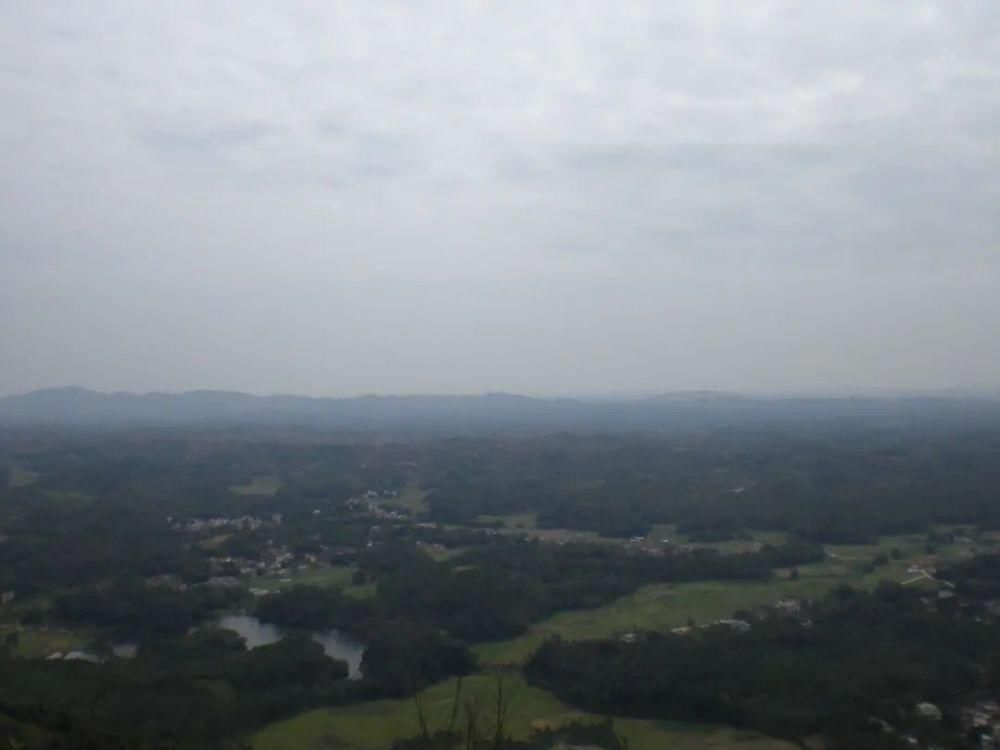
[251,673,795,750]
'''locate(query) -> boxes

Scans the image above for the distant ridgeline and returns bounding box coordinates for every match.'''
[2,386,1000,433]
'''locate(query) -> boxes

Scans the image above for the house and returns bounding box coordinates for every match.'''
[63,651,102,663]
[774,598,801,615]
[977,700,1000,717]
[916,702,942,721]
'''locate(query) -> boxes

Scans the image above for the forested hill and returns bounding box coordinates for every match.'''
[1,386,1000,434]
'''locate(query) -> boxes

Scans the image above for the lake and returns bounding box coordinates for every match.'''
[215,614,366,679]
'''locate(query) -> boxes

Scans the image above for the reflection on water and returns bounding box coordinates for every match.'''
[310,629,366,679]
[217,615,282,648]
[215,614,365,679]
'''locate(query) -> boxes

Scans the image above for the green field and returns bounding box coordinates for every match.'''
[377,485,430,515]
[419,543,469,562]
[828,531,979,588]
[475,532,976,666]
[479,512,539,529]
[482,521,788,553]
[230,475,284,496]
[474,575,839,666]
[246,565,375,598]
[7,462,40,487]
[193,531,1000,748]
[613,720,795,750]
[648,525,846,556]
[253,534,948,747]
[0,625,91,659]
[476,513,617,545]
[251,672,794,750]
[233,531,979,749]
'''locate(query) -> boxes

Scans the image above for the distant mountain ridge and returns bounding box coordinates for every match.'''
[646,390,749,401]
[1,386,998,434]
[0,387,569,430]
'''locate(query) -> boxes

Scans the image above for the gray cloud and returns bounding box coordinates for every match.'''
[1,1,999,396]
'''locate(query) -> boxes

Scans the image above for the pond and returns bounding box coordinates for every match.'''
[215,614,366,679]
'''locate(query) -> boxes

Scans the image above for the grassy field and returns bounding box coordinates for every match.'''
[252,673,568,750]
[251,672,794,750]
[419,543,469,562]
[481,520,793,552]
[247,531,973,750]
[475,531,976,666]
[250,530,983,749]
[828,531,978,588]
[245,565,375,598]
[377,485,430,515]
[7,462,40,487]
[476,513,617,545]
[474,574,841,666]
[501,526,609,544]
[479,512,539,529]
[0,625,91,659]
[646,525,794,554]
[230,475,283,496]
[614,720,795,750]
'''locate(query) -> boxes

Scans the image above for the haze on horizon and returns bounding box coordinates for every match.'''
[2,2,999,399]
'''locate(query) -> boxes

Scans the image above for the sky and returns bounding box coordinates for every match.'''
[1,1,999,397]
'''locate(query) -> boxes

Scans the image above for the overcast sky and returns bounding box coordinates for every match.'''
[2,2,999,397]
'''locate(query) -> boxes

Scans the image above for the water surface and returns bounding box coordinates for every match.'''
[216,614,365,679]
